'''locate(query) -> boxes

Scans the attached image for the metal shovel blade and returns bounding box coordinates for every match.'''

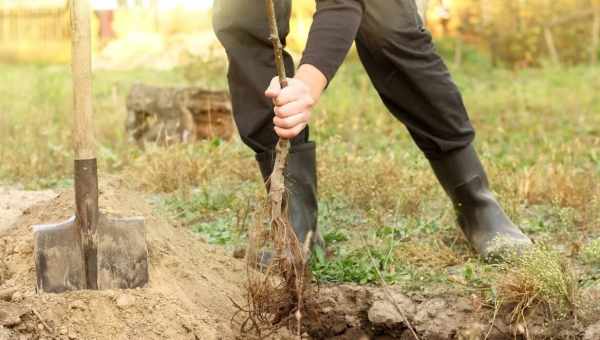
[33,216,86,293]
[96,214,149,290]
[33,214,149,293]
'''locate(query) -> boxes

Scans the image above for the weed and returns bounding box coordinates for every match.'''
[310,244,399,284]
[495,245,580,323]
[161,179,260,246]
[192,216,238,245]
[582,239,600,266]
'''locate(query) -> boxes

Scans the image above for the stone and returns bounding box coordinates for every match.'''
[10,291,23,303]
[116,293,136,308]
[368,300,405,328]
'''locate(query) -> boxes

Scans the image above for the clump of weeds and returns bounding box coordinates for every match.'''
[493,244,581,328]
[581,238,600,266]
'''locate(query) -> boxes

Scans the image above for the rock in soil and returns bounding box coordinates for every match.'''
[115,293,136,308]
[368,290,416,336]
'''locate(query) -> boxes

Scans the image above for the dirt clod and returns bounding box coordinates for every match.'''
[0,302,27,327]
[368,293,414,329]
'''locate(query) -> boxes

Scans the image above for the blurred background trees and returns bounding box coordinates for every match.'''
[450,0,600,66]
[0,0,599,68]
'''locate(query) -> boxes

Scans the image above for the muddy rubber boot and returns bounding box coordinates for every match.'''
[255,142,324,266]
[429,145,532,260]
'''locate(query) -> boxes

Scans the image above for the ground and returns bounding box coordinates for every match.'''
[0,181,250,339]
[1,45,600,338]
[1,185,599,339]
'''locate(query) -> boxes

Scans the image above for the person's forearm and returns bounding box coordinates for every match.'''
[299,0,364,84]
[295,64,327,102]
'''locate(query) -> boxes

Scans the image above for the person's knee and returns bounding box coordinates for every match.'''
[419,132,476,161]
[212,1,248,48]
[359,1,430,51]
[213,0,291,49]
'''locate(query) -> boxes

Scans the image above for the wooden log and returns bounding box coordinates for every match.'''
[126,84,234,147]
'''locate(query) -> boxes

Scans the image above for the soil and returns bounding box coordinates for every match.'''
[0,182,598,340]
[0,187,56,233]
[0,180,249,340]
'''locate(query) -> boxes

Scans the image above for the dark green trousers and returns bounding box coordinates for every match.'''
[212,0,475,160]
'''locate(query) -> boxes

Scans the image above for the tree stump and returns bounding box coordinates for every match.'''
[126,84,234,147]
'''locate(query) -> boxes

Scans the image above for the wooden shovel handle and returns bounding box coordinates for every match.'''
[71,0,96,160]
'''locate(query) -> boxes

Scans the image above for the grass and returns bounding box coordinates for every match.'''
[582,238,600,266]
[495,245,580,323]
[1,46,600,326]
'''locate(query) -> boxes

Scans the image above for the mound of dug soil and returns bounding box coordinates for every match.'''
[0,182,249,340]
[0,188,56,233]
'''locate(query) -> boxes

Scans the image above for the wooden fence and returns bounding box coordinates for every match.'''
[544,8,600,65]
[0,2,71,43]
[0,1,71,62]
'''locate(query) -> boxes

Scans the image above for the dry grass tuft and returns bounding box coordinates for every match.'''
[318,151,437,219]
[124,143,255,193]
[396,239,467,268]
[495,245,580,325]
[518,164,598,211]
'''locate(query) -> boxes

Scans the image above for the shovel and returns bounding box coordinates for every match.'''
[33,0,149,293]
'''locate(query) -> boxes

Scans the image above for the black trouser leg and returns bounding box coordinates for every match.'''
[356,0,531,258]
[213,0,320,249]
[356,0,475,159]
[212,0,307,152]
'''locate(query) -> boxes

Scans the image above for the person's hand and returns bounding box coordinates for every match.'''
[264,64,327,139]
[265,77,315,139]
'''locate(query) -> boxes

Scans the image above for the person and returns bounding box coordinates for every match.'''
[91,0,118,44]
[212,0,532,260]
[437,0,451,36]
